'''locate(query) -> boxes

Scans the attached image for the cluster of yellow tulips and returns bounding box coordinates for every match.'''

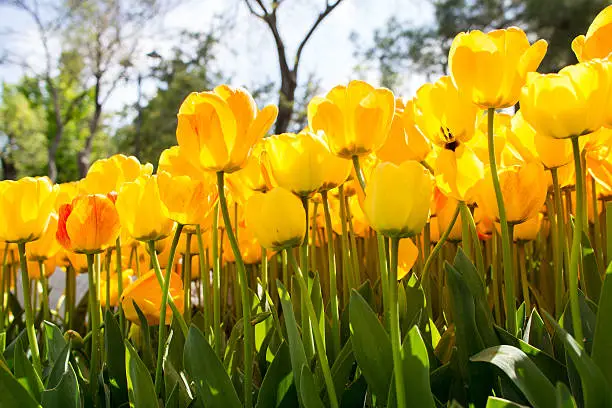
[1,5,612,408]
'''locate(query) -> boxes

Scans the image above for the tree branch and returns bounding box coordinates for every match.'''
[295,0,344,68]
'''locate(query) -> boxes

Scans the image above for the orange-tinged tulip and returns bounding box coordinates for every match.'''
[27,257,56,280]
[116,175,175,242]
[435,193,462,242]
[121,269,184,325]
[176,85,278,173]
[474,207,494,240]
[0,177,57,244]
[245,188,306,251]
[308,80,395,158]
[584,128,612,191]
[572,6,612,62]
[520,59,610,139]
[397,238,419,280]
[157,170,217,226]
[513,213,543,242]
[55,182,81,212]
[100,269,134,307]
[265,131,351,196]
[222,225,265,265]
[476,162,548,225]
[83,154,153,194]
[449,27,547,109]
[413,76,479,148]
[27,213,61,261]
[362,161,433,238]
[56,194,120,254]
[61,250,88,273]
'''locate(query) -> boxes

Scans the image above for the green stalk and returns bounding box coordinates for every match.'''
[38,260,49,322]
[212,204,222,357]
[420,206,460,288]
[607,201,612,266]
[115,237,125,335]
[591,179,604,273]
[345,192,361,284]
[261,247,268,307]
[104,250,111,315]
[0,243,8,331]
[217,171,253,408]
[321,191,340,361]
[65,265,74,330]
[85,252,100,403]
[389,237,406,408]
[518,242,531,313]
[491,231,502,324]
[286,250,339,408]
[551,168,568,319]
[300,196,314,360]
[569,137,585,345]
[311,201,318,274]
[459,202,485,278]
[487,108,517,335]
[460,201,473,259]
[196,224,211,332]
[338,186,356,291]
[17,242,42,376]
[183,232,192,325]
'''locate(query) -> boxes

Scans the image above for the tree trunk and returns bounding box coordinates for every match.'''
[78,100,102,178]
[48,127,63,182]
[274,71,297,134]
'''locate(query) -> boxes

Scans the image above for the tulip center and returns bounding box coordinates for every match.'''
[445,140,459,151]
[440,126,458,151]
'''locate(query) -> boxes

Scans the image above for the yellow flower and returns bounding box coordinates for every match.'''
[264,131,351,196]
[121,269,184,326]
[584,127,612,192]
[434,191,462,243]
[476,162,548,225]
[0,177,57,244]
[116,175,175,242]
[467,112,511,166]
[397,238,419,280]
[222,224,265,265]
[56,194,121,254]
[27,213,61,261]
[157,170,217,226]
[508,111,573,169]
[100,269,134,308]
[572,5,612,62]
[83,154,153,194]
[513,213,543,242]
[229,140,275,194]
[362,161,433,238]
[27,257,56,280]
[413,76,479,147]
[308,80,395,158]
[55,182,81,212]
[449,27,547,108]
[520,59,610,139]
[376,99,432,165]
[434,144,484,203]
[245,188,306,250]
[176,85,278,173]
[158,146,209,180]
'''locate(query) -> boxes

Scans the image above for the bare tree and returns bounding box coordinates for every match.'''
[243,0,345,134]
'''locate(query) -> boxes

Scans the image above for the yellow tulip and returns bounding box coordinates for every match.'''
[434,144,484,203]
[27,213,61,261]
[520,59,610,139]
[55,182,81,212]
[585,127,612,192]
[474,207,494,240]
[397,238,419,280]
[413,76,479,147]
[83,154,153,194]
[121,269,184,325]
[376,99,432,165]
[513,213,543,242]
[476,162,548,225]
[27,257,56,280]
[467,112,511,166]
[265,131,351,196]
[230,141,275,194]
[157,170,217,226]
[100,269,134,307]
[56,194,121,254]
[61,250,88,273]
[222,224,265,265]
[434,192,462,242]
[245,187,306,250]
[449,27,547,109]
[116,175,175,242]
[176,85,278,173]
[0,177,57,244]
[572,5,612,62]
[308,80,395,158]
[158,146,208,180]
[362,161,433,238]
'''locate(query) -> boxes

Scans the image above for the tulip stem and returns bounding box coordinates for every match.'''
[591,178,604,273]
[196,225,211,332]
[217,171,253,408]
[115,237,126,335]
[17,243,42,376]
[459,202,485,278]
[491,230,502,323]
[85,252,100,404]
[352,155,367,192]
[286,249,339,408]
[321,191,340,362]
[551,168,567,319]
[569,137,585,346]
[104,250,112,315]
[460,202,473,259]
[212,204,222,357]
[183,232,192,325]
[420,205,460,291]
[338,185,355,292]
[150,228,186,395]
[300,196,314,360]
[517,242,531,313]
[0,243,8,332]
[311,201,318,274]
[486,108,517,335]
[38,260,49,322]
[389,237,406,408]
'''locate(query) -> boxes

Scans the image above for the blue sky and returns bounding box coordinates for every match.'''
[0,0,434,113]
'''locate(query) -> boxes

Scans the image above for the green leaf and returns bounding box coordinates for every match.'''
[471,345,556,408]
[0,361,40,408]
[104,310,128,406]
[42,321,66,366]
[349,290,392,404]
[331,338,354,399]
[581,232,602,303]
[555,382,577,408]
[183,325,241,408]
[256,342,297,408]
[132,301,155,370]
[523,309,553,356]
[543,312,612,407]
[388,325,435,408]
[14,339,43,402]
[485,396,528,407]
[125,340,159,408]
[164,321,193,408]
[299,365,325,408]
[165,382,179,408]
[591,262,612,386]
[277,280,308,400]
[45,343,70,390]
[41,363,80,408]
[403,282,425,331]
[516,302,526,337]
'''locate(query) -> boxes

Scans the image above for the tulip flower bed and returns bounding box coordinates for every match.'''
[1,6,612,408]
